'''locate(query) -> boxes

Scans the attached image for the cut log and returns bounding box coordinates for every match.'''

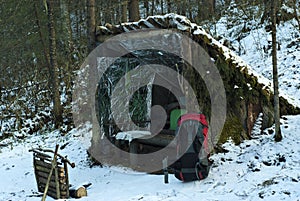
[69,186,87,198]
[38,177,68,191]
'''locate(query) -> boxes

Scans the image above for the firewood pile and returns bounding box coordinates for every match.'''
[29,145,86,200]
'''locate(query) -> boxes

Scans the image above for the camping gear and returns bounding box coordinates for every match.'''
[169,109,187,130]
[173,113,212,182]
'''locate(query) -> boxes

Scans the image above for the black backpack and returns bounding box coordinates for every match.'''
[172,113,212,182]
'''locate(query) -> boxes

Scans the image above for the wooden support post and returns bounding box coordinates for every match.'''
[63,161,70,198]
[54,162,60,199]
[163,157,169,184]
[129,140,138,168]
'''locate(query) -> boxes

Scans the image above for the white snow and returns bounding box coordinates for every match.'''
[2,10,300,201]
[1,115,300,201]
[215,16,300,107]
[115,130,151,142]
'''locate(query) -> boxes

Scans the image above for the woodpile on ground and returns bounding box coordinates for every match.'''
[30,146,87,200]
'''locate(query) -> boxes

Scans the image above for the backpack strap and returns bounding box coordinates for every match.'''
[195,161,211,180]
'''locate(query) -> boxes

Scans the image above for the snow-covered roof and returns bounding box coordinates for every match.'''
[96,13,299,109]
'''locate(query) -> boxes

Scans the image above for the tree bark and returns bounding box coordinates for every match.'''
[167,0,171,13]
[271,0,282,142]
[292,0,300,32]
[128,0,140,22]
[121,0,128,22]
[60,0,74,107]
[199,0,215,20]
[144,0,149,17]
[180,0,187,16]
[87,0,96,53]
[151,0,155,16]
[47,0,63,128]
[34,1,50,70]
[87,0,99,147]
[261,0,271,23]
[187,0,192,20]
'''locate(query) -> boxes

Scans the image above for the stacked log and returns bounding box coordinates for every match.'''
[31,149,72,200]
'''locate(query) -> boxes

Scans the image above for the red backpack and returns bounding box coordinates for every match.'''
[173,113,212,182]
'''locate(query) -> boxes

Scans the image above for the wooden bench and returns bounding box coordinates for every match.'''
[115,130,177,170]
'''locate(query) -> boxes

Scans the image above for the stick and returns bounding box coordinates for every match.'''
[42,144,59,201]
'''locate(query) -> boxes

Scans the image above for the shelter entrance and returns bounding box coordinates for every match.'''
[96,50,196,154]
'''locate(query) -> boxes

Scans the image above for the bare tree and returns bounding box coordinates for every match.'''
[121,0,128,22]
[151,0,155,15]
[292,0,300,32]
[167,0,171,13]
[177,0,187,16]
[60,0,75,99]
[87,0,96,53]
[47,0,63,128]
[201,0,215,20]
[160,0,164,14]
[144,0,149,17]
[271,0,282,142]
[128,0,140,22]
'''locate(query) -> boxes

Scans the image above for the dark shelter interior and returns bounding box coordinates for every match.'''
[95,49,210,154]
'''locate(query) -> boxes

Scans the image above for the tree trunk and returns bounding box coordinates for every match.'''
[128,0,140,22]
[160,0,164,14]
[144,0,149,17]
[87,0,96,53]
[60,0,74,107]
[271,0,282,142]
[211,0,216,14]
[167,0,171,13]
[34,2,50,69]
[121,0,128,22]
[292,0,300,32]
[87,0,100,147]
[151,0,155,16]
[180,0,187,15]
[198,0,215,20]
[261,0,271,23]
[47,0,63,128]
[69,186,87,198]
[187,0,192,20]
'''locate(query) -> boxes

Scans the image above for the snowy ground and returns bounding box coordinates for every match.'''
[0,115,300,201]
[2,10,300,201]
[215,17,300,106]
